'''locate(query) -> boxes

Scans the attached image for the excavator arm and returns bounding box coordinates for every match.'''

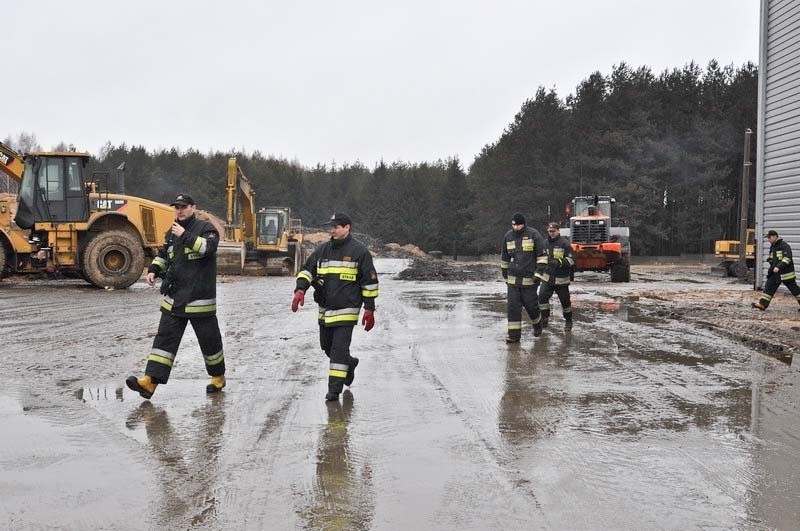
[0,142,25,183]
[225,157,257,241]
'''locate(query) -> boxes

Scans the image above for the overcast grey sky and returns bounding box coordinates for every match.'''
[5,0,759,167]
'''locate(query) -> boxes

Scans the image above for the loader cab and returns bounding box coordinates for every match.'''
[14,152,91,229]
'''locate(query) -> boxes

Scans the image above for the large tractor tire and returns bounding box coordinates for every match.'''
[610,259,630,283]
[82,230,145,289]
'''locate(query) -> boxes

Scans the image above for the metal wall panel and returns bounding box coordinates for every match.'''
[756,0,800,289]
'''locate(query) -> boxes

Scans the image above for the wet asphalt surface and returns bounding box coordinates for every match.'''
[2,259,800,530]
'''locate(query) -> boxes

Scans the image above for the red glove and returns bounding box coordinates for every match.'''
[291,290,305,312]
[362,310,375,332]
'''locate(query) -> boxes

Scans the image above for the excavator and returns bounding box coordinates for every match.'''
[0,141,175,288]
[217,157,303,276]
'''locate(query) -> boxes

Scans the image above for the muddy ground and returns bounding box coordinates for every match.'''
[2,260,799,530]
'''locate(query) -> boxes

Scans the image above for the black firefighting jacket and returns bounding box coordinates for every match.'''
[500,226,548,287]
[768,238,796,281]
[296,234,379,327]
[148,215,219,317]
[537,234,575,286]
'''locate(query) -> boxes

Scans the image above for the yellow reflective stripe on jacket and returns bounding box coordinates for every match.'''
[506,241,515,250]
[317,265,359,275]
[151,256,167,270]
[185,304,216,313]
[324,313,360,324]
[298,270,313,283]
[781,272,796,281]
[161,299,173,311]
[521,238,534,251]
[361,283,379,297]
[192,235,205,253]
[536,255,549,264]
[555,276,571,285]
[500,261,509,269]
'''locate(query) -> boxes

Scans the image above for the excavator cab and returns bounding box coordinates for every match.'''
[14,152,91,229]
[257,208,286,246]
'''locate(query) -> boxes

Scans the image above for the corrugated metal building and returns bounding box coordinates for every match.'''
[755,0,800,289]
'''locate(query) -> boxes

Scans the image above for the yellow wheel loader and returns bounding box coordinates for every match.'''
[0,142,175,288]
[217,157,303,276]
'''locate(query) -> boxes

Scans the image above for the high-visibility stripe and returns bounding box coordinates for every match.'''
[185,304,216,313]
[298,270,313,282]
[192,236,204,253]
[536,256,549,264]
[188,298,216,307]
[151,257,167,270]
[161,300,173,311]
[151,348,176,361]
[565,257,575,266]
[362,289,379,297]
[330,363,349,371]
[563,307,572,315]
[763,294,773,301]
[522,243,534,251]
[781,272,796,281]
[500,262,509,269]
[506,242,515,250]
[324,313,360,324]
[507,322,522,330]
[555,277,571,285]
[329,369,348,378]
[320,260,358,268]
[204,350,224,366]
[537,273,550,282]
[317,266,358,275]
[540,303,551,311]
[148,353,174,367]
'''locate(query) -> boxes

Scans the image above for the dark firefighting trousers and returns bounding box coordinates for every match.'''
[145,313,225,384]
[319,324,356,394]
[507,285,541,341]
[538,283,572,320]
[756,274,800,309]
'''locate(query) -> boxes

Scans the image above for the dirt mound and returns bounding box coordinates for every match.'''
[383,243,426,258]
[397,257,498,281]
[196,210,225,235]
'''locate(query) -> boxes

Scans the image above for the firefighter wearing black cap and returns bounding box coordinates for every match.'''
[538,222,576,330]
[292,212,379,401]
[126,193,226,399]
[500,212,548,343]
[752,230,800,311]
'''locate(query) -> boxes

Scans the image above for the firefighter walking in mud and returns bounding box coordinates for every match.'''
[538,222,576,330]
[292,213,379,401]
[500,212,548,343]
[752,230,800,312]
[126,193,226,399]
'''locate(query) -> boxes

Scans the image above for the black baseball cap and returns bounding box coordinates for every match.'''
[766,230,779,238]
[511,212,525,225]
[323,212,352,227]
[170,193,195,206]
[547,222,560,231]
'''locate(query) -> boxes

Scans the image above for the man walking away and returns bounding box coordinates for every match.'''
[126,193,226,399]
[752,230,800,311]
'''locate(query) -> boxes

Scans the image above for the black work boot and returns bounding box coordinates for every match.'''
[533,320,543,337]
[564,313,573,331]
[344,357,359,387]
[541,313,549,328]
[325,392,340,402]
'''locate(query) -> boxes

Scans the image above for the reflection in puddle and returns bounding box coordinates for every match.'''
[303,390,374,530]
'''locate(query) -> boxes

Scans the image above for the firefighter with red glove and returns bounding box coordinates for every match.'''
[292,212,379,401]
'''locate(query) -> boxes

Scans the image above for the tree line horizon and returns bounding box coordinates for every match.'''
[4,60,758,257]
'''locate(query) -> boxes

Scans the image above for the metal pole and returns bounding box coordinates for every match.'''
[738,129,753,277]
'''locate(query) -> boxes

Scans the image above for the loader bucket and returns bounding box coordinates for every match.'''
[217,241,246,275]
